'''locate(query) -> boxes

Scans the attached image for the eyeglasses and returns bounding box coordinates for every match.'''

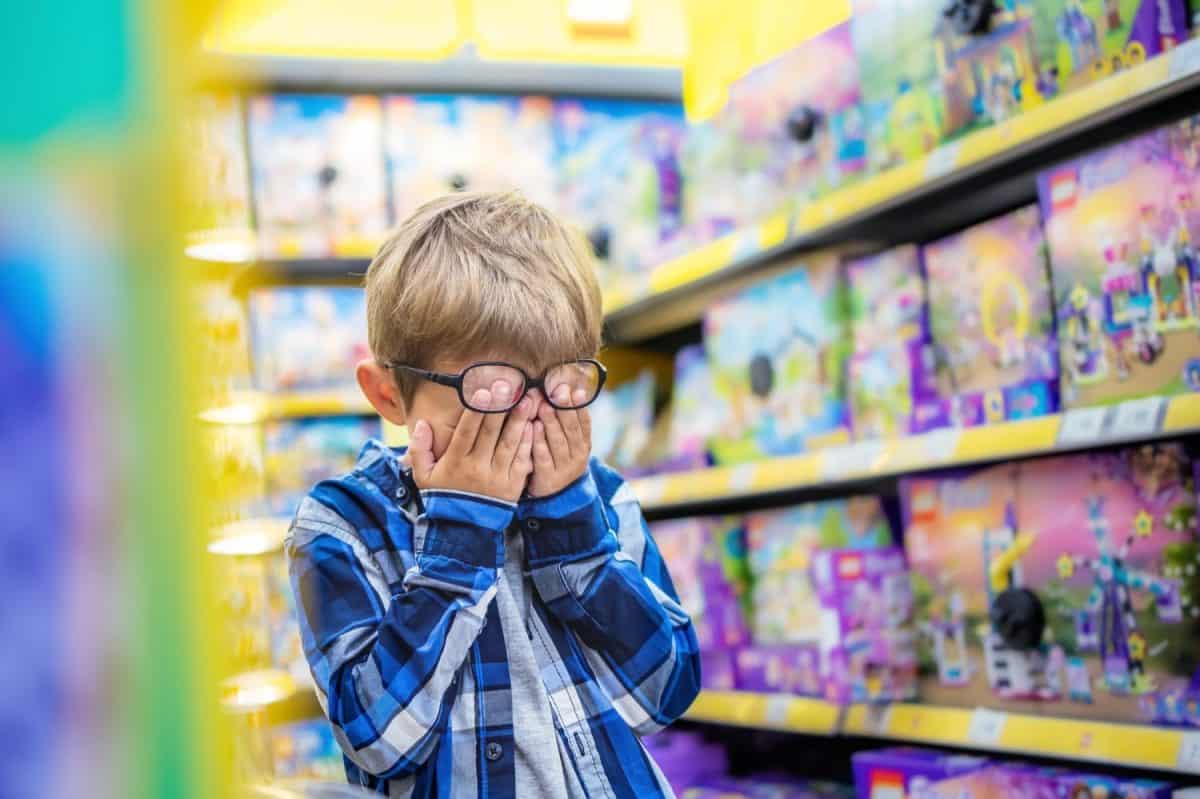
[383,358,607,413]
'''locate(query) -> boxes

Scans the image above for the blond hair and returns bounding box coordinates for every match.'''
[365,191,603,402]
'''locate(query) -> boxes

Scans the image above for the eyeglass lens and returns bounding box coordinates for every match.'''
[544,361,602,408]
[459,361,602,412]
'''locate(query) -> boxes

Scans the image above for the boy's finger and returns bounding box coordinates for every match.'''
[447,391,488,458]
[493,397,533,469]
[577,403,592,446]
[556,389,584,442]
[408,420,437,482]
[471,388,509,456]
[538,399,571,458]
[511,422,534,482]
[532,421,555,470]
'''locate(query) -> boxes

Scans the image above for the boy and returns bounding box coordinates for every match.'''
[288,192,701,798]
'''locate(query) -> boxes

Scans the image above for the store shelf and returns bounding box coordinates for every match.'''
[632,394,1200,513]
[209,517,290,556]
[604,40,1200,341]
[684,690,841,736]
[842,703,1200,775]
[199,389,375,424]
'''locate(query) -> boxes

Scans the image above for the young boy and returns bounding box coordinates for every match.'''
[288,192,701,798]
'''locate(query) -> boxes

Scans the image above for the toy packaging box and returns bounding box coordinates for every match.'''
[811,547,919,703]
[922,204,1060,427]
[851,746,990,799]
[1031,0,1189,97]
[553,97,685,289]
[247,286,369,394]
[263,416,382,516]
[679,113,745,244]
[705,256,850,464]
[745,498,894,646]
[724,22,867,221]
[383,94,558,224]
[266,553,307,681]
[247,94,389,257]
[851,0,1043,172]
[845,245,942,438]
[1038,117,1200,407]
[665,344,723,469]
[902,443,1200,726]
[271,718,344,780]
[589,370,658,472]
[922,764,1177,799]
[186,93,251,236]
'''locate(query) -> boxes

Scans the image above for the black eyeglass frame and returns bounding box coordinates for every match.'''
[381,358,608,413]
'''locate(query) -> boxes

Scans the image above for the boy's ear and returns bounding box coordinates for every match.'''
[357,360,407,427]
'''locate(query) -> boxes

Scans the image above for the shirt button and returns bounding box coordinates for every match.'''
[525,519,540,531]
[485,742,503,762]
[395,485,407,500]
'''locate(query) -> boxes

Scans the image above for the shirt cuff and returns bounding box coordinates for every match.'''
[418,490,514,573]
[518,472,616,568]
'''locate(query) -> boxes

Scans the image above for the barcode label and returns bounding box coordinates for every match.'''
[967,708,1007,746]
[1110,396,1164,439]
[764,695,792,727]
[924,143,961,180]
[1058,406,1109,445]
[821,441,884,480]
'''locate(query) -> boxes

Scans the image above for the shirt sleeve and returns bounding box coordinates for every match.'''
[517,463,701,734]
[287,484,513,779]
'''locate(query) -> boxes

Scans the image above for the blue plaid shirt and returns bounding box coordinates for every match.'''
[287,440,700,797]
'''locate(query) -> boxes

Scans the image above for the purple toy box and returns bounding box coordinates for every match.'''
[811,547,918,704]
[845,245,942,439]
[922,205,1060,427]
[734,644,822,696]
[852,747,989,799]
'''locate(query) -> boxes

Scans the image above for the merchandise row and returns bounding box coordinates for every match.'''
[599,111,1200,473]
[653,440,1200,731]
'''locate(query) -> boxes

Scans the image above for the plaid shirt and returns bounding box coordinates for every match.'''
[287,440,700,797]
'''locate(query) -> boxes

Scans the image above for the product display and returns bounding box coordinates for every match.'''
[263,416,381,516]
[187,93,251,235]
[1040,116,1200,407]
[706,256,849,463]
[663,344,723,470]
[845,245,940,438]
[271,719,344,780]
[923,205,1060,426]
[247,286,369,394]
[247,94,389,257]
[852,747,990,799]
[589,370,658,471]
[903,443,1200,725]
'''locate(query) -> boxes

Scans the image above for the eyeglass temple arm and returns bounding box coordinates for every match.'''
[383,363,462,388]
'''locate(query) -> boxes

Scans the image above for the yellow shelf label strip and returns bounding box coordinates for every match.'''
[685,691,839,735]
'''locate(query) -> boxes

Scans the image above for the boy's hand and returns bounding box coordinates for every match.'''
[528,386,592,498]
[409,390,535,503]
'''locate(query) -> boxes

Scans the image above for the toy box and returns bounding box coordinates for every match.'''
[705,257,850,463]
[724,22,866,221]
[923,763,1177,799]
[263,416,381,516]
[1038,118,1200,407]
[590,370,657,471]
[247,94,388,257]
[745,498,894,646]
[554,97,686,288]
[186,93,251,236]
[266,552,307,681]
[1031,0,1189,97]
[902,443,1200,726]
[851,0,1043,171]
[812,547,919,703]
[246,286,368,394]
[650,516,751,653]
[643,729,730,793]
[845,246,942,438]
[852,747,990,799]
[734,644,823,696]
[271,718,344,780]
[679,113,744,243]
[923,205,1059,426]
[665,344,723,468]
[383,94,558,223]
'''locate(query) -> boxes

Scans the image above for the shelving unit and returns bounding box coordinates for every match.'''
[632,394,1200,514]
[199,389,375,425]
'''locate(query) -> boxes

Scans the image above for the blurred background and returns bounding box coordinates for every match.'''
[6,0,1200,796]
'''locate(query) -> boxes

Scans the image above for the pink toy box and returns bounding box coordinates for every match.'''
[1038,116,1200,407]
[902,443,1200,726]
[852,747,990,799]
[845,245,942,438]
[922,204,1060,427]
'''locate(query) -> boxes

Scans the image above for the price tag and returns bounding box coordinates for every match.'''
[1110,396,1164,439]
[920,428,962,463]
[733,229,759,261]
[821,441,884,480]
[1058,406,1109,446]
[729,463,758,494]
[636,477,666,506]
[1170,38,1200,80]
[967,708,1007,747]
[764,694,792,727]
[862,704,893,735]
[924,142,961,181]
[1177,731,1200,773]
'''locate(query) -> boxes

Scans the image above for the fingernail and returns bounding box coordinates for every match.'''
[554,385,570,403]
[473,388,491,407]
[572,388,587,405]
[494,380,512,400]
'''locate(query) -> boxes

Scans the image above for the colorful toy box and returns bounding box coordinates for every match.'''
[851,0,1043,171]
[247,94,389,257]
[664,344,723,469]
[1031,0,1189,97]
[923,763,1177,799]
[845,245,942,438]
[554,97,686,288]
[812,547,919,703]
[852,747,990,799]
[923,205,1059,426]
[263,416,381,516]
[902,443,1200,726]
[1038,117,1200,407]
[705,257,850,463]
[383,94,558,224]
[247,286,369,394]
[271,718,344,780]
[724,22,867,221]
[186,93,251,237]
